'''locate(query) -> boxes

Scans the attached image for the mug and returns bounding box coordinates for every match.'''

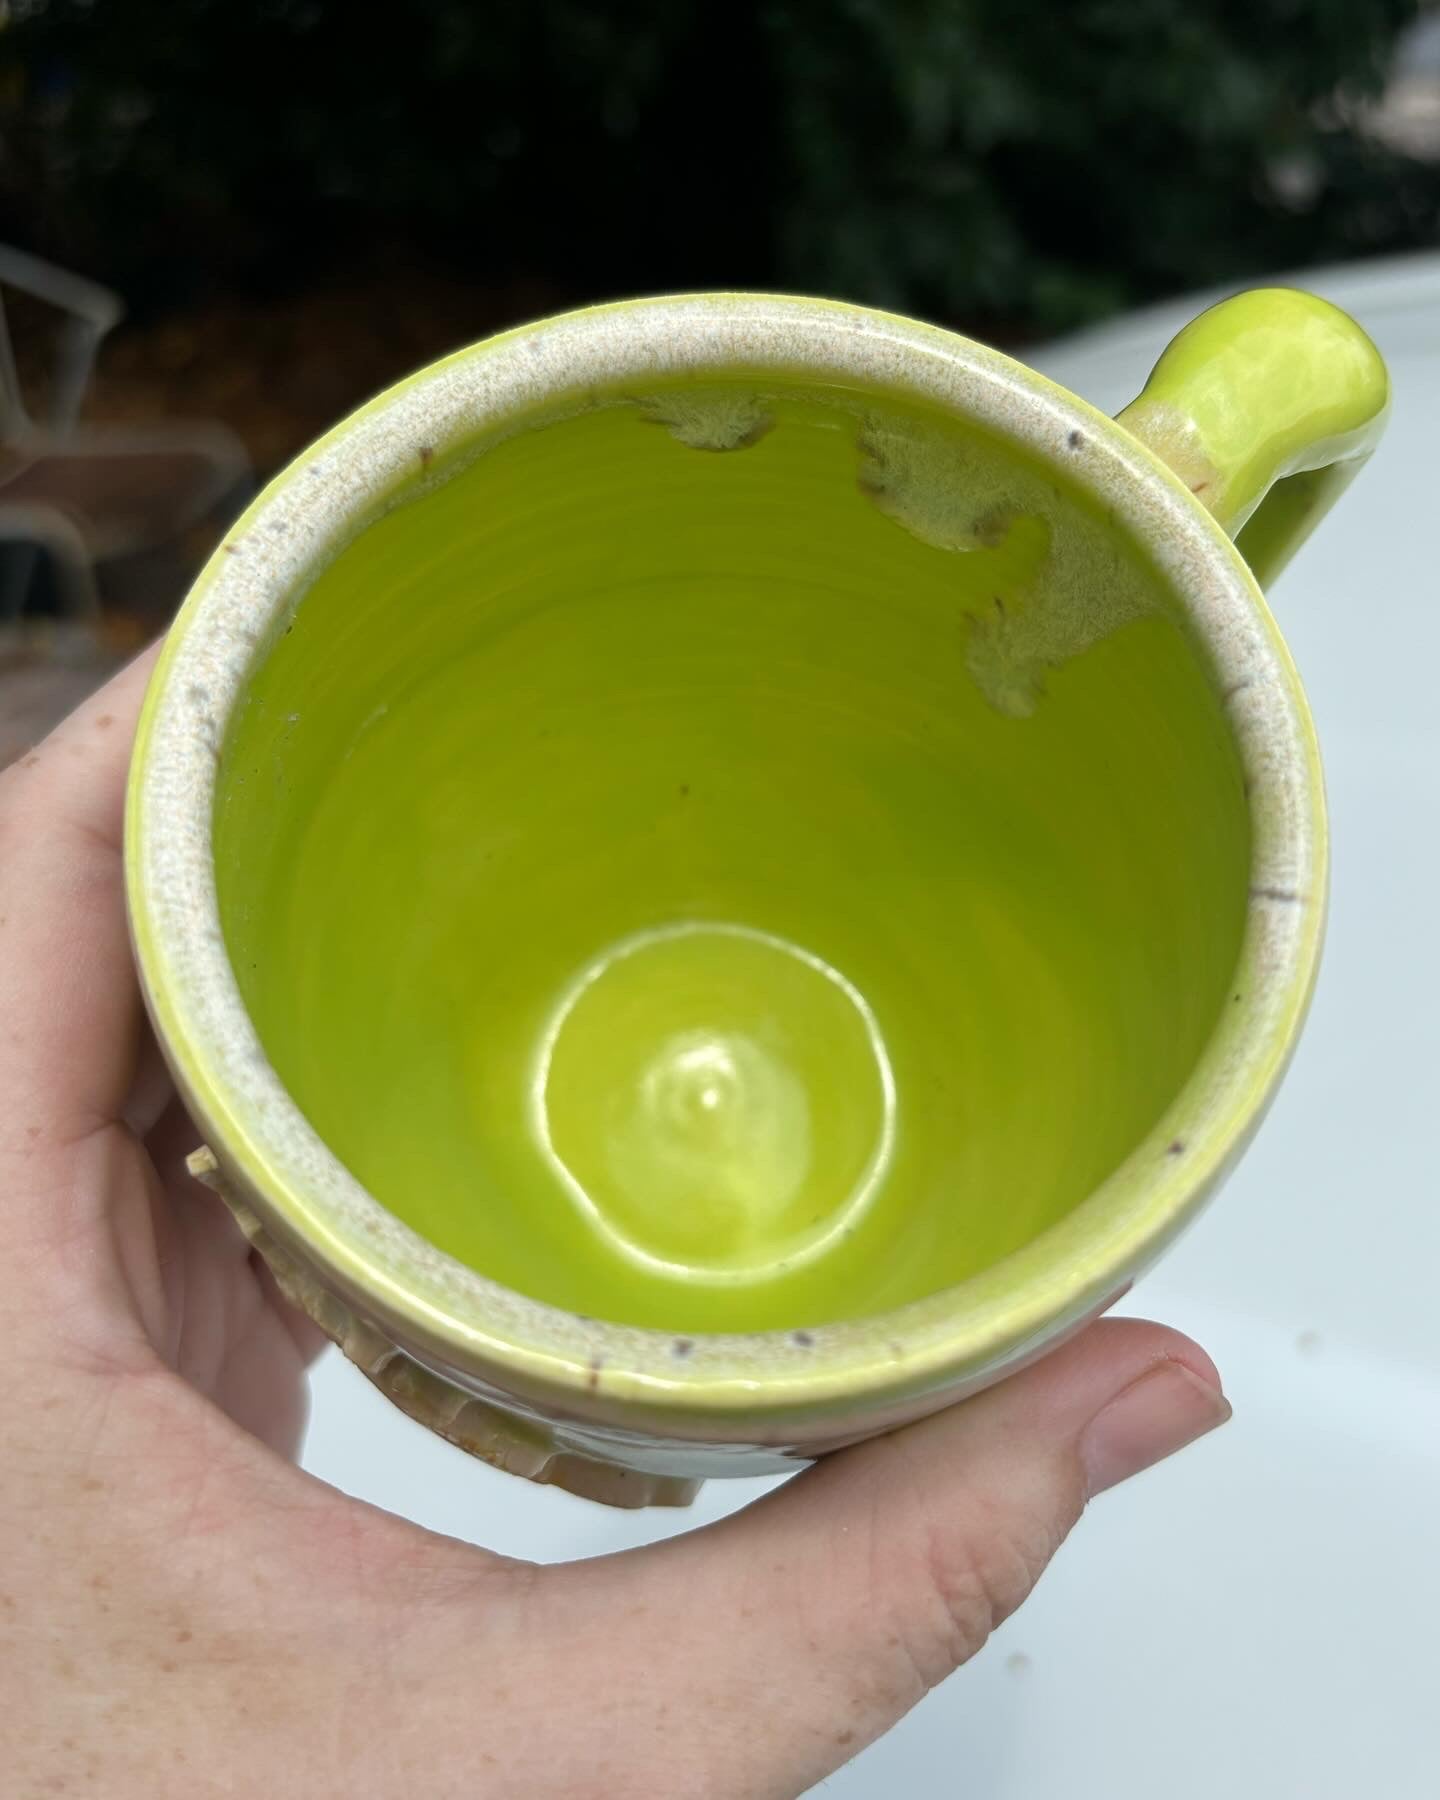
[126,289,1387,1507]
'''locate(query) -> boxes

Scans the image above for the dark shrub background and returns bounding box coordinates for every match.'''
[1,3,1436,480]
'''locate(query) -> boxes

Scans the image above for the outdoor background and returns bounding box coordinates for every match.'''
[2,0,1439,744]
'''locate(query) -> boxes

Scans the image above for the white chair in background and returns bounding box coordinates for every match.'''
[0,243,250,628]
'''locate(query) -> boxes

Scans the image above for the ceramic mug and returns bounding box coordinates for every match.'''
[126,289,1387,1508]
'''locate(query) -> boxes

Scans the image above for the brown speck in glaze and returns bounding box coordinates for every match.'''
[587,1354,604,1391]
[1166,1138,1185,1157]
[1221,677,1254,704]
[672,1337,694,1358]
[222,541,242,555]
[96,714,114,731]
[792,1330,815,1348]
[418,445,436,470]
[971,505,1011,548]
[1250,884,1304,905]
[1189,479,1211,495]
[1066,429,1084,450]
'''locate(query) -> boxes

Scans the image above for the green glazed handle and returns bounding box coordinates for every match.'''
[1116,287,1389,588]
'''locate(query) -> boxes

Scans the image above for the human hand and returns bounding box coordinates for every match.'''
[0,646,1231,1798]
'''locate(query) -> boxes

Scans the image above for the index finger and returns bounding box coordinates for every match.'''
[0,643,162,1149]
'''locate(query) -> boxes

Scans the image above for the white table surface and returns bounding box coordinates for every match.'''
[301,257,1440,1798]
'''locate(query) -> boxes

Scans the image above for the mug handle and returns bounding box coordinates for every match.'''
[1115,287,1389,588]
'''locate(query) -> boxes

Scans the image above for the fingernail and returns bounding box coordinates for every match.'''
[1080,1360,1232,1498]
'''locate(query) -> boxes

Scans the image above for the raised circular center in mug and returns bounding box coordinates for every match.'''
[533,924,895,1279]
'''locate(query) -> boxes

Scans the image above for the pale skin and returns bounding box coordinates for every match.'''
[0,646,1231,1799]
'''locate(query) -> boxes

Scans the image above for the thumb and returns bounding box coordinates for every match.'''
[599,1318,1229,1797]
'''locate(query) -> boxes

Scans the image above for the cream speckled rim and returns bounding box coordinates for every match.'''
[125,294,1324,1423]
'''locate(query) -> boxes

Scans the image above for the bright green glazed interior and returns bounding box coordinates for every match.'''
[215,375,1249,1333]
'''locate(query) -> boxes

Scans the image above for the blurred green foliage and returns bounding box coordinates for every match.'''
[0,0,1435,333]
